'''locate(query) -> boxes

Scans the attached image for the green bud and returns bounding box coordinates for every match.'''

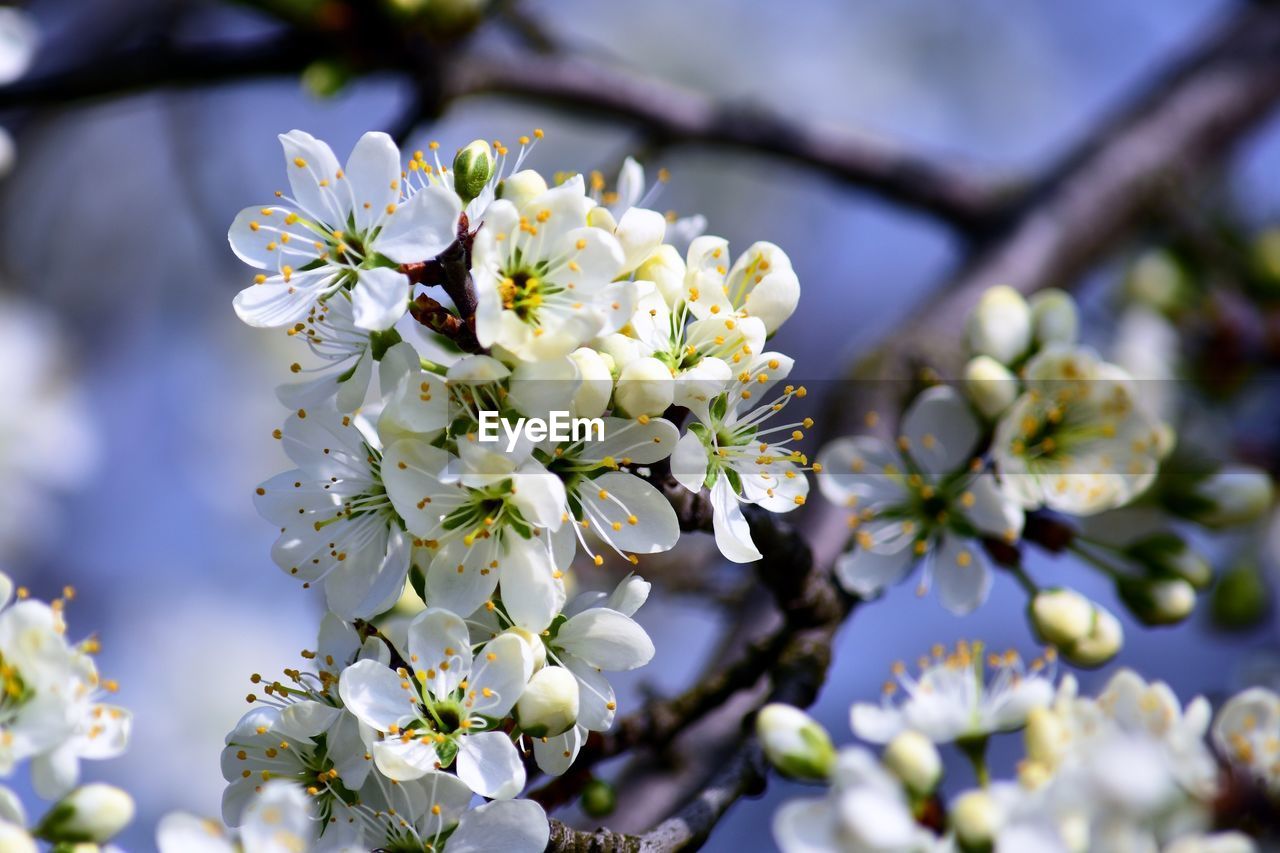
[1249,227,1280,299]
[1125,533,1212,589]
[300,59,350,99]
[580,779,616,818]
[1185,466,1274,529]
[1211,563,1270,631]
[756,703,836,782]
[452,140,495,205]
[36,785,134,845]
[1117,576,1196,626]
[1125,248,1192,315]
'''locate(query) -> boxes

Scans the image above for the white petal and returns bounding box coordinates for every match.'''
[744,268,800,334]
[670,430,709,493]
[232,269,334,328]
[510,461,568,532]
[241,780,315,853]
[375,184,462,264]
[849,703,905,744]
[614,207,666,273]
[931,536,991,615]
[423,535,502,617]
[407,608,472,699]
[351,266,409,331]
[447,799,550,853]
[455,731,525,799]
[371,736,439,782]
[468,633,534,719]
[710,477,762,563]
[581,471,679,554]
[532,726,584,777]
[772,797,841,853]
[556,608,654,671]
[338,659,416,732]
[344,131,400,233]
[900,385,980,477]
[832,538,916,598]
[157,812,235,853]
[499,544,565,632]
[279,130,344,223]
[964,473,1024,541]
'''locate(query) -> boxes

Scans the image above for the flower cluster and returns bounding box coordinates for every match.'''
[760,646,1280,853]
[205,128,810,849]
[816,286,1273,665]
[0,571,134,850]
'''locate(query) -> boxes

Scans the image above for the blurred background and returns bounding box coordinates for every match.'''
[1,0,1279,849]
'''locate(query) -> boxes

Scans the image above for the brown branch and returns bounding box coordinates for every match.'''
[443,54,1010,233]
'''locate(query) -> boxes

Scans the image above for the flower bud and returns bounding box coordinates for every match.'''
[1029,288,1078,346]
[503,627,547,672]
[452,140,494,205]
[567,347,614,420]
[1029,588,1094,648]
[613,357,674,417]
[1185,466,1274,529]
[967,285,1031,365]
[882,730,941,796]
[1211,563,1270,631]
[35,784,135,844]
[635,244,687,307]
[301,59,350,99]
[580,779,616,818]
[595,333,645,374]
[1060,604,1124,668]
[1118,576,1196,626]
[516,666,579,737]
[1126,248,1191,314]
[755,703,836,782]
[950,789,1000,850]
[1250,227,1280,298]
[1023,706,1066,770]
[963,356,1019,419]
[498,169,547,209]
[587,206,618,232]
[1125,532,1211,589]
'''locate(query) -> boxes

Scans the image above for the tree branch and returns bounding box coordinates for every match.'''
[444,54,1010,233]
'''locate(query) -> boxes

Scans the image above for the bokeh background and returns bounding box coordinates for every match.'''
[1,0,1278,849]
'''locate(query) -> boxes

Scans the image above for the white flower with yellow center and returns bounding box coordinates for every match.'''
[254,405,411,620]
[338,608,533,799]
[671,354,812,563]
[850,641,1056,746]
[0,576,128,796]
[274,296,407,414]
[159,780,324,853]
[382,438,573,629]
[470,175,631,361]
[231,130,461,332]
[1212,686,1280,794]
[772,747,937,853]
[993,345,1168,516]
[682,237,800,335]
[463,574,653,777]
[358,770,550,853]
[545,416,681,568]
[817,386,1023,614]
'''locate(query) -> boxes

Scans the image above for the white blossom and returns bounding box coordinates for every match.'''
[231,130,461,331]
